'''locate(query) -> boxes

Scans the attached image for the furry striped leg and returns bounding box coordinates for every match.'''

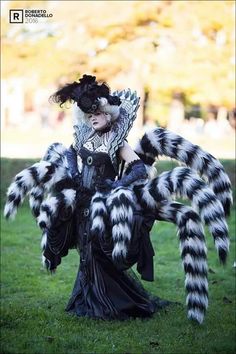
[40,232,51,270]
[90,192,108,237]
[156,201,208,324]
[29,185,45,217]
[31,143,71,219]
[135,128,232,216]
[42,142,69,167]
[4,161,68,220]
[37,189,76,230]
[106,187,135,261]
[4,161,54,219]
[138,166,229,263]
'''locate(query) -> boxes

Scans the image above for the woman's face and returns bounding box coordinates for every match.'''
[88,111,111,131]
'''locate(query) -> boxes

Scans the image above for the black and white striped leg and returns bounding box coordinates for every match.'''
[29,185,45,217]
[90,192,108,237]
[37,189,76,230]
[135,128,233,216]
[139,167,230,263]
[155,201,208,324]
[4,160,69,220]
[106,187,135,261]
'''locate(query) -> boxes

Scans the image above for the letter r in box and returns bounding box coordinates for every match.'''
[9,9,24,23]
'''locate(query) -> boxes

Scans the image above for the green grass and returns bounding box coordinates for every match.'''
[1,158,236,354]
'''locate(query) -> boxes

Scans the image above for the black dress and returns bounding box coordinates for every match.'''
[65,147,167,320]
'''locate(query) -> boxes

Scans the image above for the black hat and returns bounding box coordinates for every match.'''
[71,74,121,114]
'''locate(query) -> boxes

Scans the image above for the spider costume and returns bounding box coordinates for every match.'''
[4,75,232,324]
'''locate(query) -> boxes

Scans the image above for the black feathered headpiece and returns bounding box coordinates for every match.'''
[50,74,121,116]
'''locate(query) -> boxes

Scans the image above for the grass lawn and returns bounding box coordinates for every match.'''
[1,158,235,354]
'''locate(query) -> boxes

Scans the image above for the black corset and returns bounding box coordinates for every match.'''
[79,147,117,190]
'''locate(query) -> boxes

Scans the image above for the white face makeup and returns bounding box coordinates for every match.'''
[88,111,111,131]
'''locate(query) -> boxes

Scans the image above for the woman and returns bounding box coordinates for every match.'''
[4,74,232,323]
[48,74,162,319]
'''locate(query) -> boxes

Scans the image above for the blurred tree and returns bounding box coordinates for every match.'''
[1,0,235,123]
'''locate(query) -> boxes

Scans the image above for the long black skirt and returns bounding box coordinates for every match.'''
[65,206,170,320]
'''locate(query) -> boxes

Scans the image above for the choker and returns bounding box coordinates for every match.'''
[97,126,111,136]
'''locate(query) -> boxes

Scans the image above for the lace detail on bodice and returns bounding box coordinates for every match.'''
[83,131,110,153]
